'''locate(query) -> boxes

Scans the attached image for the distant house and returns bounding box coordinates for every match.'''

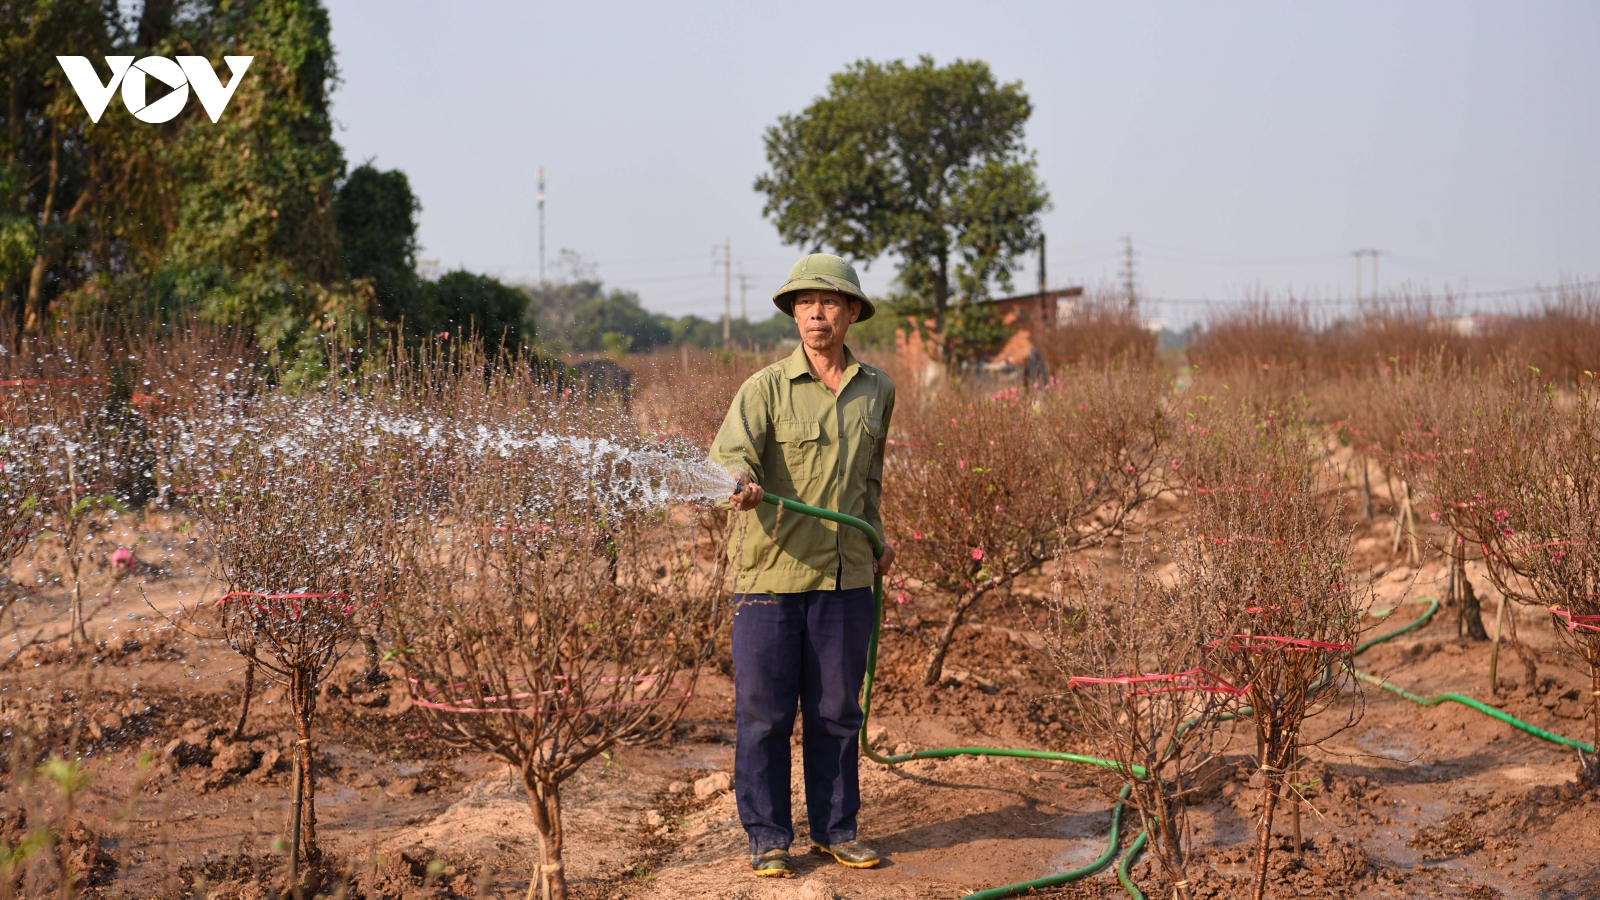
[895,287,1085,386]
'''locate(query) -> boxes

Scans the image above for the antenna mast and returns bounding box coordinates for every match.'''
[537,167,546,282]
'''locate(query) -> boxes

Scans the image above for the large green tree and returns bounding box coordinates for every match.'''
[2,0,358,367]
[755,56,1049,353]
[0,0,129,330]
[527,278,667,354]
[160,0,353,367]
[335,162,422,323]
[426,270,530,347]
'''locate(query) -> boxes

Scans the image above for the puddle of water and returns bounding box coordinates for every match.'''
[1356,724,1419,763]
[1044,833,1113,873]
[663,743,732,771]
[317,785,359,807]
[1498,764,1568,786]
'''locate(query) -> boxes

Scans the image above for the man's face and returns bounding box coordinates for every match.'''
[792,289,860,352]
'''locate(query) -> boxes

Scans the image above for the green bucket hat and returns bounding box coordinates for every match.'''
[772,253,875,322]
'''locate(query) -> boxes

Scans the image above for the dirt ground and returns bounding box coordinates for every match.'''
[4,494,1600,900]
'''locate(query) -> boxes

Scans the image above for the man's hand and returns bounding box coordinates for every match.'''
[730,471,765,511]
[874,543,896,578]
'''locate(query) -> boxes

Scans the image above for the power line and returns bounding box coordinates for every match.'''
[1139,250,1355,268]
[599,254,730,268]
[1138,278,1600,307]
[610,272,727,286]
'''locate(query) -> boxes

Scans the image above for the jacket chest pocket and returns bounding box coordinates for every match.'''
[853,416,884,476]
[774,420,822,486]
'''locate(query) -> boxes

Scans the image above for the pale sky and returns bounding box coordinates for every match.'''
[324,1,1600,326]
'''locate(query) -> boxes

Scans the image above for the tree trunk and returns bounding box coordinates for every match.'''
[24,121,59,334]
[1489,596,1506,693]
[920,585,993,686]
[291,669,319,861]
[1360,455,1373,519]
[1252,777,1280,900]
[360,633,387,685]
[8,62,19,151]
[1290,736,1302,857]
[522,775,567,900]
[931,253,950,336]
[1154,788,1191,900]
[1503,600,1538,688]
[1445,549,1458,630]
[71,568,88,647]
[1587,661,1600,787]
[285,741,304,895]
[1401,483,1420,563]
[233,654,256,739]
[1460,562,1489,640]
[300,733,317,858]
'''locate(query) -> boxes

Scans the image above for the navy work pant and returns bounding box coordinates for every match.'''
[730,587,874,855]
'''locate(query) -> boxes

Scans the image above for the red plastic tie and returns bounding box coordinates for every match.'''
[1485,539,1590,560]
[1213,634,1354,653]
[410,674,689,715]
[1065,668,1247,696]
[1550,607,1600,634]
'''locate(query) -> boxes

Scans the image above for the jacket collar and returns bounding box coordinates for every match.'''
[781,343,862,382]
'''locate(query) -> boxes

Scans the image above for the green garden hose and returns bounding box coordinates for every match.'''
[752,492,1598,899]
[1116,829,1150,900]
[960,784,1135,900]
[1351,598,1595,753]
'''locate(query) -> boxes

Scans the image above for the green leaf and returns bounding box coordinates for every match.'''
[40,757,92,796]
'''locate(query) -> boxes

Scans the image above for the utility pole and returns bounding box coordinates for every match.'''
[714,237,733,349]
[1350,248,1389,302]
[738,268,750,321]
[1120,235,1138,310]
[1038,233,1047,296]
[537,167,546,283]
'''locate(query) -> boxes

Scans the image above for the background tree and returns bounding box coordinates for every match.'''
[2,0,356,362]
[1,0,128,331]
[425,269,531,346]
[525,255,812,355]
[335,162,423,325]
[755,55,1049,358]
[0,0,541,374]
[158,0,353,380]
[566,286,669,354]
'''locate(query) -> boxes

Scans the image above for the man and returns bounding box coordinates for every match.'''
[710,253,896,878]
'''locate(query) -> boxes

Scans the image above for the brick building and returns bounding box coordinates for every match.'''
[895,287,1084,386]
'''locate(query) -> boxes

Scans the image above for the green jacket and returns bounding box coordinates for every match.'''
[711,344,895,593]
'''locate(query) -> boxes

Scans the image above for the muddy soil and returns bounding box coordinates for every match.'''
[4,498,1600,899]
